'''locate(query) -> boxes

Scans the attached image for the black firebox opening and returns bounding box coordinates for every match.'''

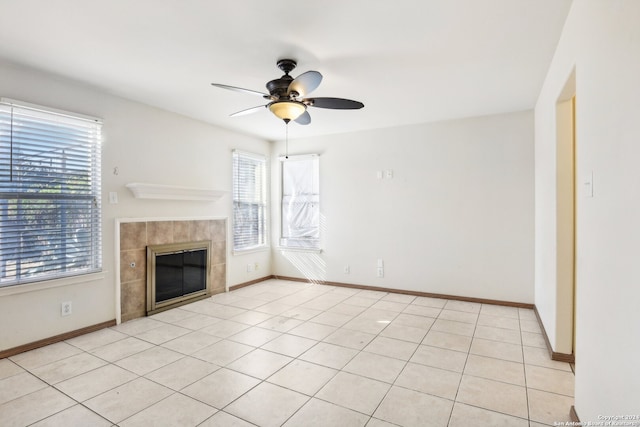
[155,249,207,303]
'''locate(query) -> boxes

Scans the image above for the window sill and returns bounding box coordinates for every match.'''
[0,271,106,297]
[277,247,323,254]
[232,247,270,256]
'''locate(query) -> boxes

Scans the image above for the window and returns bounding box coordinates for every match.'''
[280,154,320,249]
[232,150,268,252]
[0,99,102,287]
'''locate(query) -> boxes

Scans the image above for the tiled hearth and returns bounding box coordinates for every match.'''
[119,219,227,322]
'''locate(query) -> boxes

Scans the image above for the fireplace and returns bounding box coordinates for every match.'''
[146,240,212,315]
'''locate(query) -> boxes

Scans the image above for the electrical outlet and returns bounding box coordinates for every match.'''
[61,301,72,316]
[247,263,254,272]
[377,267,384,278]
[254,262,260,271]
[344,265,350,274]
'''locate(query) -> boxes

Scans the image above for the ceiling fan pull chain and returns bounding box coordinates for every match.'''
[285,121,289,159]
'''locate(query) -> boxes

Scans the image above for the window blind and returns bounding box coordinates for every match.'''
[280,154,320,249]
[232,150,267,252]
[0,99,102,287]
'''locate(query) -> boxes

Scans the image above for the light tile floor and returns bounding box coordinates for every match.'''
[0,279,575,426]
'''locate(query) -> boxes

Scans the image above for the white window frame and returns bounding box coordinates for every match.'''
[232,150,268,253]
[0,98,102,288]
[279,154,320,250]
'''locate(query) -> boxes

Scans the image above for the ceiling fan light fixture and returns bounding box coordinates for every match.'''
[268,101,306,121]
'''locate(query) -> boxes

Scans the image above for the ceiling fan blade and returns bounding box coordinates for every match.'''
[230,105,266,117]
[294,111,311,125]
[211,83,269,98]
[306,97,364,110]
[288,71,322,97]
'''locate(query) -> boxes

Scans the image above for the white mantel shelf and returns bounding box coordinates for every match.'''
[125,183,227,202]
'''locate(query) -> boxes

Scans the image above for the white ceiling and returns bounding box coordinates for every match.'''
[0,0,572,141]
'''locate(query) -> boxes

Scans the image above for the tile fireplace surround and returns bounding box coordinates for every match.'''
[119,219,227,322]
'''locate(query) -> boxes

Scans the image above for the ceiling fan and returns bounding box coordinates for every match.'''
[211,59,364,125]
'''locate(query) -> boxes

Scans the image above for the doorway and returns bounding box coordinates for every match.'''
[555,71,576,358]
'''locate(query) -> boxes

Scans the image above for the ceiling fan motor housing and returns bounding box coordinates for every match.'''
[266,75,294,98]
[266,59,299,98]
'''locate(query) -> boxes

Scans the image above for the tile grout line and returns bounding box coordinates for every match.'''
[445,302,481,426]
[519,310,533,425]
[13,364,116,426]
[196,282,352,426]
[364,304,436,425]
[225,281,385,424]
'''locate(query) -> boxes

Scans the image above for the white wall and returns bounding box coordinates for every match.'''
[0,60,270,352]
[271,111,534,303]
[535,0,640,418]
